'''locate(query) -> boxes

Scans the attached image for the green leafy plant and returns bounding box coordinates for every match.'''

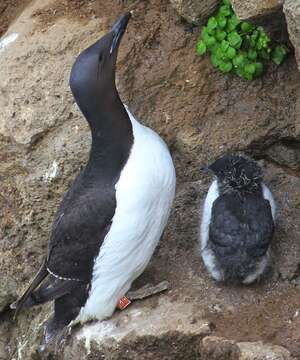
[196,0,287,80]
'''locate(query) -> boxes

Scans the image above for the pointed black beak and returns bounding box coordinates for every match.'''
[110,12,131,55]
[200,165,210,173]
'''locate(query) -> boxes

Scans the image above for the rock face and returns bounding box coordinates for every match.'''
[200,337,295,360]
[238,341,294,360]
[231,0,284,21]
[0,0,300,359]
[201,336,241,359]
[284,1,300,72]
[230,0,288,43]
[169,0,219,24]
[0,274,17,312]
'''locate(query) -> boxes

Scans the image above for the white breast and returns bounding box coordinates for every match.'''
[76,107,176,323]
[262,183,276,220]
[200,180,219,252]
[199,180,222,281]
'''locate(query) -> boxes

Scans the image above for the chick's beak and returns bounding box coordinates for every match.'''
[200,165,210,173]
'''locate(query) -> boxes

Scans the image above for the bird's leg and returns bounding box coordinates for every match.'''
[38,315,75,355]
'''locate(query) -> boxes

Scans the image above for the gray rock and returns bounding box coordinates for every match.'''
[284,1,300,72]
[201,336,241,360]
[231,0,288,42]
[266,141,300,171]
[238,341,294,360]
[231,0,284,21]
[200,337,294,360]
[0,274,17,312]
[169,0,219,24]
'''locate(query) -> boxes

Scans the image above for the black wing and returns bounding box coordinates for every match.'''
[209,192,274,259]
[46,175,116,282]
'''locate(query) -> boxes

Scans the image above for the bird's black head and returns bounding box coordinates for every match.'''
[203,155,263,193]
[69,13,131,116]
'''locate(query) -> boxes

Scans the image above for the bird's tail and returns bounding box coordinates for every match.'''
[11,259,48,319]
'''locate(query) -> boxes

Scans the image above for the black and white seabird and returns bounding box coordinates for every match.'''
[200,155,275,284]
[12,13,176,342]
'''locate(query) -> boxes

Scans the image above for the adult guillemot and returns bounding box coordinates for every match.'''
[200,155,275,284]
[13,13,176,342]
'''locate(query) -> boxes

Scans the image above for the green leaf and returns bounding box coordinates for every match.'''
[248,49,257,60]
[201,0,286,79]
[256,32,271,50]
[227,14,240,32]
[219,5,232,17]
[243,72,253,80]
[215,29,226,41]
[260,49,271,60]
[250,35,258,48]
[251,30,259,41]
[196,40,207,55]
[220,39,230,52]
[257,26,264,33]
[211,53,221,67]
[201,26,209,37]
[217,15,227,28]
[272,45,287,65]
[239,66,253,80]
[244,63,256,75]
[256,40,263,51]
[235,66,244,77]
[214,45,223,60]
[254,62,264,76]
[226,46,236,59]
[207,36,217,48]
[207,17,218,32]
[227,31,242,48]
[243,35,251,49]
[241,22,254,33]
[258,29,271,42]
[202,30,216,48]
[219,61,233,73]
[233,53,246,67]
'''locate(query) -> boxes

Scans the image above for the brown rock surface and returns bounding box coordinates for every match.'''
[201,336,241,359]
[238,341,294,359]
[0,0,32,37]
[0,0,300,359]
[200,336,294,360]
[169,0,219,24]
[0,274,17,312]
[284,1,300,72]
[231,0,284,21]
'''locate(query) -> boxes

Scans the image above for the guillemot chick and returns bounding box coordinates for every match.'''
[12,13,176,343]
[200,155,275,284]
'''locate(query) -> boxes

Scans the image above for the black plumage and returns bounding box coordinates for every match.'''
[46,171,116,282]
[12,13,133,342]
[209,191,274,282]
[201,155,275,284]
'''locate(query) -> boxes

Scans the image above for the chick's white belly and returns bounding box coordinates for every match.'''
[76,112,175,324]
